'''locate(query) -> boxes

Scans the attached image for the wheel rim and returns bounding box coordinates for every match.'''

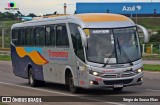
[69,75,76,92]
[29,73,33,85]
[70,77,74,88]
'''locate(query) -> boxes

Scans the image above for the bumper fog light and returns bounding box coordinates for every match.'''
[90,81,99,85]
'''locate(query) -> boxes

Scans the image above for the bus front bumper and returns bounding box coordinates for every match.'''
[86,72,143,89]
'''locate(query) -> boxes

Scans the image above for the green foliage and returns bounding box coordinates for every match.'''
[0,21,21,48]
[143,42,160,54]
[0,55,11,61]
[144,64,160,71]
[150,30,160,42]
[0,12,18,21]
[0,103,4,105]
[131,17,160,31]
[27,13,37,17]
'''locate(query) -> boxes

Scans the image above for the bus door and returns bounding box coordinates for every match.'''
[68,23,86,87]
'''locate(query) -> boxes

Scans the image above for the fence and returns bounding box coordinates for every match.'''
[142,43,160,55]
[0,26,10,48]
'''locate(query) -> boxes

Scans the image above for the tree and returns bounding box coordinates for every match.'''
[27,13,37,17]
[150,30,160,42]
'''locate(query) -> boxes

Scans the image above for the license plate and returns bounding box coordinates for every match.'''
[114,84,123,88]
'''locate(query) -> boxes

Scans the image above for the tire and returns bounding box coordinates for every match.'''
[68,72,78,93]
[113,87,123,92]
[28,68,39,87]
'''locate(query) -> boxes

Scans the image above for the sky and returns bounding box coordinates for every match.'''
[0,0,159,15]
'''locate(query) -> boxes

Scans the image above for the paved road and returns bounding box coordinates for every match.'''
[0,61,160,105]
[143,60,160,65]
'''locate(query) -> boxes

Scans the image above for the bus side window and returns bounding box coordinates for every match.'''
[25,28,31,46]
[35,27,45,46]
[69,23,85,62]
[56,24,69,47]
[30,28,35,46]
[18,28,25,46]
[45,26,51,46]
[51,25,56,46]
[12,29,19,46]
[25,28,35,46]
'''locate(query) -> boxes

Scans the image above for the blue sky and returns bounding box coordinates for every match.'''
[0,0,159,15]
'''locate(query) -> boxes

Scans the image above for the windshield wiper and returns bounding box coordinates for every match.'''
[102,48,115,67]
[117,38,133,66]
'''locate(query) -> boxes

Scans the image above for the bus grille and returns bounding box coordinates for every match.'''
[101,72,136,78]
[103,79,133,85]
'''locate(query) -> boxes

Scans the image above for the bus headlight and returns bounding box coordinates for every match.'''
[89,70,102,76]
[93,72,98,76]
[137,69,142,73]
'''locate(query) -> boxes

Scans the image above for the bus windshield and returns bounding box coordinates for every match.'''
[85,27,141,64]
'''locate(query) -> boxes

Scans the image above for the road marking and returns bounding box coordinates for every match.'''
[0,81,75,96]
[0,81,125,105]
[146,89,160,93]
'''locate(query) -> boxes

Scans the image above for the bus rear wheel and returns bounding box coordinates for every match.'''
[28,68,45,87]
[68,73,78,93]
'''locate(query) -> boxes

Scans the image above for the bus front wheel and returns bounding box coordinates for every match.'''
[68,73,78,93]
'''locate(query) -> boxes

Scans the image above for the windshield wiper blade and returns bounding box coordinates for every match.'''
[117,38,133,66]
[102,48,115,67]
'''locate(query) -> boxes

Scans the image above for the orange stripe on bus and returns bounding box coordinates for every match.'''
[76,14,128,22]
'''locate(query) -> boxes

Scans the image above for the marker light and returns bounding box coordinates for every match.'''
[90,81,93,85]
[137,69,142,73]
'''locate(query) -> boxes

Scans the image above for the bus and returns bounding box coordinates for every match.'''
[11,13,149,93]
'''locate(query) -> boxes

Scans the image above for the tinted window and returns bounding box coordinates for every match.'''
[18,28,25,46]
[45,26,55,46]
[69,23,85,62]
[35,27,45,46]
[12,29,18,45]
[25,28,31,45]
[56,24,69,47]
[30,28,35,45]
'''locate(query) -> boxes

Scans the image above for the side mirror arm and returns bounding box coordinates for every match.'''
[137,25,149,43]
[78,27,87,47]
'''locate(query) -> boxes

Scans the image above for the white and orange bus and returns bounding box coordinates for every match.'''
[11,13,149,93]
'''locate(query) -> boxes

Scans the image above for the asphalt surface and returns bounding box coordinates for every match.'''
[0,61,160,105]
[143,60,160,65]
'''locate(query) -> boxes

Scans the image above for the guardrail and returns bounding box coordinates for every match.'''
[0,51,10,56]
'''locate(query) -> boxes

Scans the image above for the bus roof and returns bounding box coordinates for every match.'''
[12,13,135,28]
[76,13,129,22]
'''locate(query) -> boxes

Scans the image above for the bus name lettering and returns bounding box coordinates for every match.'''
[48,50,68,58]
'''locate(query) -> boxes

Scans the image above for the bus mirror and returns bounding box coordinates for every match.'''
[78,27,87,47]
[137,25,149,43]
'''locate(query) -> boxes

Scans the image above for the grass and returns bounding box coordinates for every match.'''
[0,103,4,105]
[142,54,160,60]
[144,64,160,71]
[0,55,11,61]
[131,17,160,31]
